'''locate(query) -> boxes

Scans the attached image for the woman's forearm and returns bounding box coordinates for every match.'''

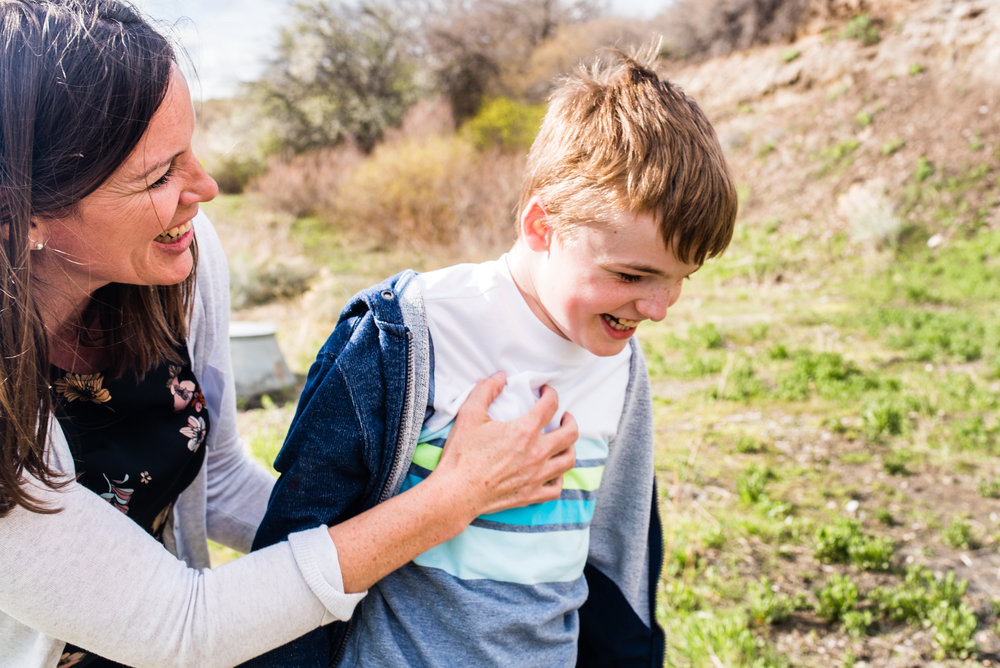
[327,471,472,592]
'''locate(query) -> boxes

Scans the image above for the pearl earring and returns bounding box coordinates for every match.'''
[31,240,45,251]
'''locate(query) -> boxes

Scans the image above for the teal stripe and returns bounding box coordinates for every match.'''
[480,498,595,527]
[413,524,590,583]
[403,472,595,527]
[575,436,609,460]
[418,423,452,443]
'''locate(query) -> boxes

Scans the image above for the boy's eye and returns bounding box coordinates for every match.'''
[617,272,642,283]
[148,165,177,189]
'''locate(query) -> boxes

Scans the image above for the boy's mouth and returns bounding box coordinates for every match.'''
[155,220,192,243]
[602,314,641,331]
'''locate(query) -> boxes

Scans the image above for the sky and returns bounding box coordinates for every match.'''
[135,0,672,99]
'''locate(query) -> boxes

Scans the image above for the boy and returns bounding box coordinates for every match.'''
[249,49,737,667]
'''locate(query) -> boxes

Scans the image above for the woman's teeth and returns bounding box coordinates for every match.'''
[155,220,191,243]
[603,314,640,331]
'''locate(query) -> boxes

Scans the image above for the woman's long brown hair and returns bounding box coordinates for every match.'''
[0,0,194,515]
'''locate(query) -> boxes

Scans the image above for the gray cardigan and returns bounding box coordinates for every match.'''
[0,214,363,668]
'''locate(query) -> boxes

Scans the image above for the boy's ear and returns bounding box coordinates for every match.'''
[519,196,552,252]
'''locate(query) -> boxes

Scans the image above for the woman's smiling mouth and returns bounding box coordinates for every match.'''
[155,219,192,243]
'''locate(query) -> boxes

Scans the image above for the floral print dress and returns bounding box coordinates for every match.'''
[51,345,209,668]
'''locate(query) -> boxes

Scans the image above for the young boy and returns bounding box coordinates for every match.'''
[249,49,737,667]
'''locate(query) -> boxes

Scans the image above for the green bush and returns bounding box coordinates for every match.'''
[748,577,794,625]
[463,97,546,152]
[815,573,859,622]
[861,397,908,442]
[209,153,268,194]
[737,464,774,505]
[871,567,978,659]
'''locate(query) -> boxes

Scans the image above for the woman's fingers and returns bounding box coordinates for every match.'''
[528,410,578,503]
[459,372,507,424]
[436,377,582,514]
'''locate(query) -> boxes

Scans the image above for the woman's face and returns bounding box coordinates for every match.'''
[32,68,218,298]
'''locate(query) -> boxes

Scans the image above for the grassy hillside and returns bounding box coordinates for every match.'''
[206,1,1000,664]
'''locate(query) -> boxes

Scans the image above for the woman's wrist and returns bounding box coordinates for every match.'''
[325,466,476,593]
[418,465,481,534]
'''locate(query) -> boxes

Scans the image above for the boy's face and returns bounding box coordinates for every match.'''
[518,204,700,357]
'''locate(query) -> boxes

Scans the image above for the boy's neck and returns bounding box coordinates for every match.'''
[505,240,564,342]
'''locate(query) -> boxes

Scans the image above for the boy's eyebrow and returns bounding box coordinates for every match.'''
[611,261,701,277]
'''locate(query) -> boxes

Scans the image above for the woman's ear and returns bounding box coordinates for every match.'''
[519,195,552,252]
[27,216,50,250]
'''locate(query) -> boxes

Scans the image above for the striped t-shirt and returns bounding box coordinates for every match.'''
[339,257,630,667]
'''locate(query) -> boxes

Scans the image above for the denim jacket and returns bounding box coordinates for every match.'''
[248,270,665,667]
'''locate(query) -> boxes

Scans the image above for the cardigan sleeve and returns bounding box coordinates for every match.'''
[0,468,363,666]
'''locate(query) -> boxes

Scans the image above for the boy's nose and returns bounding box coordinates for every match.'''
[635,295,669,322]
[636,283,682,322]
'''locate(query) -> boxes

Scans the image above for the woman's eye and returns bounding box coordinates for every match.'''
[149,165,176,189]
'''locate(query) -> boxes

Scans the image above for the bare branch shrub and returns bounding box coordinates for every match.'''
[407,0,602,121]
[659,0,812,60]
[511,17,651,101]
[248,144,366,218]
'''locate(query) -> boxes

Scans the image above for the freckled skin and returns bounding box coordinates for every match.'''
[508,201,700,357]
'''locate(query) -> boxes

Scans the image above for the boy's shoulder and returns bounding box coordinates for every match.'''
[415,258,505,301]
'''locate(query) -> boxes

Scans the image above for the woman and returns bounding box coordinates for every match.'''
[0,1,577,666]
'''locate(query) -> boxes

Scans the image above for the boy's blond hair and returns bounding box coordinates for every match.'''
[518,47,737,265]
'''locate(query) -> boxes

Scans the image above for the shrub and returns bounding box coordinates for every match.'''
[660,0,812,60]
[943,517,979,550]
[871,567,979,659]
[328,135,524,252]
[861,397,908,442]
[737,464,773,505]
[209,154,267,194]
[463,96,546,152]
[250,145,366,218]
[814,517,893,571]
[815,574,859,622]
[748,577,794,625]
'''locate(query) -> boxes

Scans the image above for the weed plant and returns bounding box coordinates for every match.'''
[813,518,894,571]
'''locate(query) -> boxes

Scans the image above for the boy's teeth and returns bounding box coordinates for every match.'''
[604,315,640,331]
[155,221,191,243]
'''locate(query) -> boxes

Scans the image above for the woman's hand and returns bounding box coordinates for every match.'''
[431,372,578,519]
[328,372,576,593]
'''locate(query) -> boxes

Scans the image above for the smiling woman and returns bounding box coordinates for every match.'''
[32,69,219,374]
[0,1,578,666]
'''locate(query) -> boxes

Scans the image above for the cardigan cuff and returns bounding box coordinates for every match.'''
[287,526,367,624]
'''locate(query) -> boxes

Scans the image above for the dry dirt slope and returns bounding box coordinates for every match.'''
[665,0,1000,243]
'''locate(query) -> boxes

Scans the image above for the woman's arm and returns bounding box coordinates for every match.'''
[329,373,577,593]
[0,471,354,667]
